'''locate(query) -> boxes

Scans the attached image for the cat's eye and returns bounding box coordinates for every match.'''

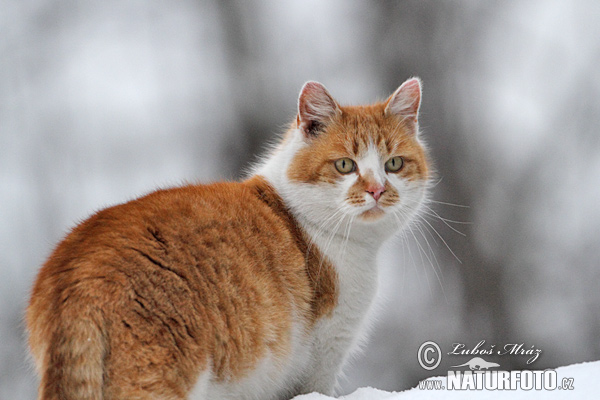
[385,156,404,172]
[334,158,356,174]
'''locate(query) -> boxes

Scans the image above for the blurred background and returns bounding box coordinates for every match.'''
[2,0,600,398]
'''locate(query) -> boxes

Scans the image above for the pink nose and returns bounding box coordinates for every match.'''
[366,185,386,201]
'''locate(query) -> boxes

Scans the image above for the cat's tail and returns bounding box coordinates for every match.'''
[38,306,107,400]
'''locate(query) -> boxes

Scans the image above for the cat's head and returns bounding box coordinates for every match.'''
[262,78,431,238]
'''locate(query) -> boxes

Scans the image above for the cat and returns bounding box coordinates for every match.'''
[26,77,430,400]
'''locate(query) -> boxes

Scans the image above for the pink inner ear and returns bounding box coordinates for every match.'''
[297,82,339,137]
[386,78,422,122]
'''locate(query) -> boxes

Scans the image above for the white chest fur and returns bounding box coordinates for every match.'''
[302,216,381,332]
[296,217,383,394]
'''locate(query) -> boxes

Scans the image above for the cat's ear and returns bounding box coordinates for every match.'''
[385,77,422,125]
[297,81,341,138]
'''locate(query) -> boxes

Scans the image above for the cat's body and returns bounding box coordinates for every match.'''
[27,79,430,400]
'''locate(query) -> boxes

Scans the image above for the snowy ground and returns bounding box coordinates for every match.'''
[295,361,600,399]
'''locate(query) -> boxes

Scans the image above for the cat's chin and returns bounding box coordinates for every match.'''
[359,206,386,221]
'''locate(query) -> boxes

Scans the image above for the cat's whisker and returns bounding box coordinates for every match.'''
[306,207,347,281]
[316,210,350,282]
[413,218,441,270]
[417,214,462,264]
[308,206,345,236]
[305,204,351,279]
[406,221,434,297]
[429,199,470,208]
[412,218,448,303]
[337,214,355,263]
[310,210,343,244]
[420,213,466,238]
[399,231,408,295]
[421,206,469,237]
[390,199,459,300]
[414,225,444,299]
[422,207,471,225]
[392,211,427,294]
[404,234,422,292]
[392,213,411,295]
[395,208,442,289]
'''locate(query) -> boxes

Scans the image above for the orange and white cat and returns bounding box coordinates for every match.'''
[26,78,430,400]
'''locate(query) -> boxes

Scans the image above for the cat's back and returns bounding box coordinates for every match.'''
[49,179,291,251]
[32,179,306,286]
[27,178,314,398]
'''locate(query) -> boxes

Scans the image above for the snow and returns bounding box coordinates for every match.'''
[294,360,600,399]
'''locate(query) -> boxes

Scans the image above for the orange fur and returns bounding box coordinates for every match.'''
[27,178,336,399]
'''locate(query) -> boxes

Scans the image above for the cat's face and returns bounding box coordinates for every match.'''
[282,79,430,234]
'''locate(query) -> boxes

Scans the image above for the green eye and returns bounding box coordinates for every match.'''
[385,156,404,172]
[334,158,356,174]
